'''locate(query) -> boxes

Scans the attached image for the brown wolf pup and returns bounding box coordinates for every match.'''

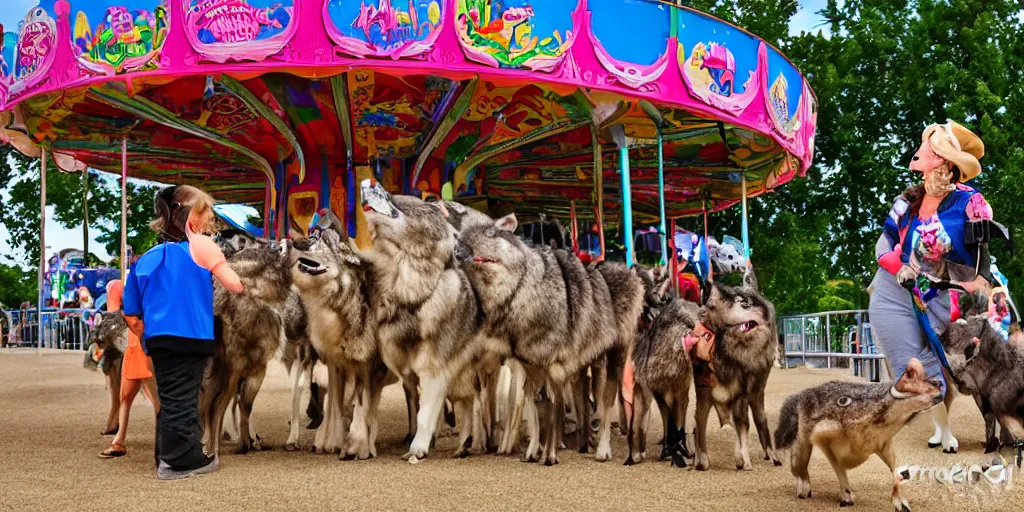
[774,358,943,511]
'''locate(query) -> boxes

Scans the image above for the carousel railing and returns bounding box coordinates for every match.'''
[778,309,887,382]
[1,308,98,351]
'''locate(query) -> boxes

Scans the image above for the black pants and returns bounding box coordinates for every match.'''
[150,348,211,470]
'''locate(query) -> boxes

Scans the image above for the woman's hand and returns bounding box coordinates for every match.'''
[896,265,920,288]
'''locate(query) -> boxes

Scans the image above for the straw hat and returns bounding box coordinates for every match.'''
[922,120,984,181]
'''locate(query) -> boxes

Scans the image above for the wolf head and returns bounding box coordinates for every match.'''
[290,210,364,298]
[360,179,458,264]
[455,213,530,306]
[222,239,293,307]
[887,358,945,418]
[216,229,260,259]
[424,197,493,234]
[943,314,1005,394]
[702,267,774,348]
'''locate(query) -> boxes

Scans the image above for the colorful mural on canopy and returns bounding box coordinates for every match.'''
[677,9,761,114]
[325,0,444,58]
[73,1,169,74]
[766,46,804,136]
[7,3,57,87]
[184,0,295,62]
[455,0,576,71]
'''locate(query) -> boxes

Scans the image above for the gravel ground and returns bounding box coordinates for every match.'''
[0,349,1020,511]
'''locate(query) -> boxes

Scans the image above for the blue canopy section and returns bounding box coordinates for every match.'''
[214,204,264,238]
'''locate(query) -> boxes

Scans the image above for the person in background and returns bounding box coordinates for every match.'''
[122,185,244,480]
[98,279,160,459]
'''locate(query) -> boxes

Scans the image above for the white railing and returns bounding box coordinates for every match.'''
[778,309,888,382]
[1,308,98,351]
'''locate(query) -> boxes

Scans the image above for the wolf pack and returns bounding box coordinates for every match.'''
[86,180,1024,511]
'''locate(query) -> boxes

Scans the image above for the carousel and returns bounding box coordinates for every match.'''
[0,0,817,308]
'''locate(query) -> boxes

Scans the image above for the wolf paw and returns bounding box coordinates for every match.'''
[839,489,854,507]
[594,445,613,462]
[796,479,812,499]
[941,435,959,454]
[542,453,559,466]
[892,497,911,512]
[695,453,710,471]
[234,444,250,455]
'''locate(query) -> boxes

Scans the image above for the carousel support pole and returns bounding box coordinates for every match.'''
[669,218,678,297]
[741,173,750,264]
[590,124,605,261]
[656,126,668,265]
[38,148,47,353]
[611,124,633,267]
[120,137,128,280]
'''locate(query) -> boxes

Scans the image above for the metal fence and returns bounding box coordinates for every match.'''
[1,308,97,350]
[778,309,889,382]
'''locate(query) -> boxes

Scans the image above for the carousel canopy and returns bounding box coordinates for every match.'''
[0,0,816,234]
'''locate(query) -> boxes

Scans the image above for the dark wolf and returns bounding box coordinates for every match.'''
[361,182,499,461]
[625,295,698,467]
[200,241,293,456]
[944,313,1024,453]
[774,358,943,510]
[456,213,644,464]
[694,267,781,470]
[86,311,128,434]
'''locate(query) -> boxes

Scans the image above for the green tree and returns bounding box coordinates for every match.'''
[0,263,35,307]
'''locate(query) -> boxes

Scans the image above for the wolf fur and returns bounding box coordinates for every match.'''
[774,358,943,510]
[625,296,698,467]
[87,311,129,433]
[362,185,498,461]
[944,314,1024,453]
[290,213,394,459]
[695,267,781,470]
[200,241,293,456]
[456,213,643,464]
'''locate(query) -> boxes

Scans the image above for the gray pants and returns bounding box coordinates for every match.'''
[868,270,949,396]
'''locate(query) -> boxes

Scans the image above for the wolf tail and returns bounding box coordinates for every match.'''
[774,394,800,450]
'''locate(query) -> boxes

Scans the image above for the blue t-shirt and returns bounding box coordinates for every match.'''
[122,241,215,344]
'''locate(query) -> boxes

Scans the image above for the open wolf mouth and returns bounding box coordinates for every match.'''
[297,257,327,276]
[359,179,398,219]
[472,256,500,264]
[733,320,759,332]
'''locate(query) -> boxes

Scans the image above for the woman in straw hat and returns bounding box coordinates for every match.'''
[869,120,995,454]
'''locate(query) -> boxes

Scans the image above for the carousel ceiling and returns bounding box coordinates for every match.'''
[1,0,816,229]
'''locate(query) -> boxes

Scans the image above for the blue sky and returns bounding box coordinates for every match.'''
[0,0,828,267]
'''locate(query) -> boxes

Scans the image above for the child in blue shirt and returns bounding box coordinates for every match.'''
[123,185,244,480]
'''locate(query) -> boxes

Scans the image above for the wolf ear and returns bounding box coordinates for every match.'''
[494,213,518,232]
[431,200,450,218]
[964,337,980,361]
[742,264,759,292]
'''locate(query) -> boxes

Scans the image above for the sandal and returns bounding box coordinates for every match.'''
[99,443,127,459]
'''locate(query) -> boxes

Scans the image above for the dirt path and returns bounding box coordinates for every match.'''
[0,350,1019,511]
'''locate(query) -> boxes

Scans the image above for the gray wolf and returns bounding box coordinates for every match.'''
[290,211,394,459]
[361,182,497,461]
[944,313,1024,454]
[456,212,643,464]
[200,241,293,456]
[694,267,781,470]
[774,358,943,510]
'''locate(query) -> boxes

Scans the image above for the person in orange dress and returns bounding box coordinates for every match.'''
[99,279,160,458]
